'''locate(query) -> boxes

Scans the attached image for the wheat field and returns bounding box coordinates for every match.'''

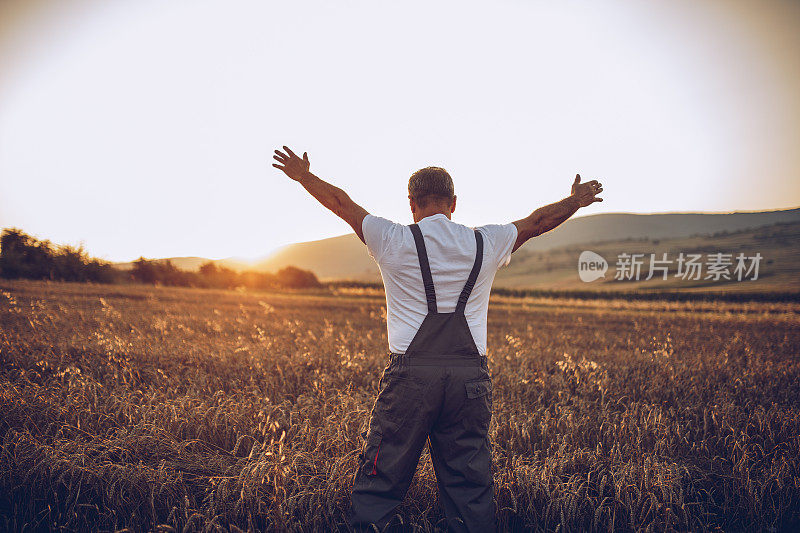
[0,280,798,532]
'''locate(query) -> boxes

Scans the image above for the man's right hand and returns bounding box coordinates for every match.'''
[271,144,370,244]
[272,146,311,182]
[570,174,604,207]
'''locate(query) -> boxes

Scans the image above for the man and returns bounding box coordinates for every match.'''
[272,146,603,532]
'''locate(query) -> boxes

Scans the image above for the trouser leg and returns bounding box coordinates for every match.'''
[348,363,436,531]
[428,369,496,533]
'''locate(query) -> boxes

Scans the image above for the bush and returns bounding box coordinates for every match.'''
[1,227,321,291]
[0,228,120,283]
[276,266,322,289]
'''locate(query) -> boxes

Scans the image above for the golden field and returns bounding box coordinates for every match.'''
[1,280,798,532]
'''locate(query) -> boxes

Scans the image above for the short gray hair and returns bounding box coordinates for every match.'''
[408,167,455,209]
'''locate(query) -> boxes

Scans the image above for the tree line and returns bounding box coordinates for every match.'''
[0,228,321,289]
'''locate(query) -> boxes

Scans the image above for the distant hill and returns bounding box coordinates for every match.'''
[511,208,800,252]
[112,208,800,291]
[496,220,800,292]
[254,234,376,280]
[252,208,800,284]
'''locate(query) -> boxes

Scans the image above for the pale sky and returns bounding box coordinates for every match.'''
[1,0,798,262]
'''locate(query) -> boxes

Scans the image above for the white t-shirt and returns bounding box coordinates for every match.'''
[362,213,518,356]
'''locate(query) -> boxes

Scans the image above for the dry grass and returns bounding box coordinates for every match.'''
[0,280,798,532]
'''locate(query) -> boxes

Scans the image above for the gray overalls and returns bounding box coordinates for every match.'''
[348,223,496,532]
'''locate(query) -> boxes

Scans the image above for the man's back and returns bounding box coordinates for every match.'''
[270,146,603,533]
[362,213,518,355]
[351,213,507,532]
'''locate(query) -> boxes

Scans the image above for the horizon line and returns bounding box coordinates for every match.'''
[3,205,798,264]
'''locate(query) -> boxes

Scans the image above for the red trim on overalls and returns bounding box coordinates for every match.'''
[371,443,381,475]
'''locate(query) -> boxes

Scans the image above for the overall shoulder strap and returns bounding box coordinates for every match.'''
[409,223,437,313]
[455,229,484,314]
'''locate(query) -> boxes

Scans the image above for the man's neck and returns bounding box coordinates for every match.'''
[413,209,452,223]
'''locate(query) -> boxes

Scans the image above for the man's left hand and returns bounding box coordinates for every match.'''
[570,174,604,207]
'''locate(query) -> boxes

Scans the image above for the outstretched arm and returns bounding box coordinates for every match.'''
[272,146,369,244]
[511,174,603,253]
